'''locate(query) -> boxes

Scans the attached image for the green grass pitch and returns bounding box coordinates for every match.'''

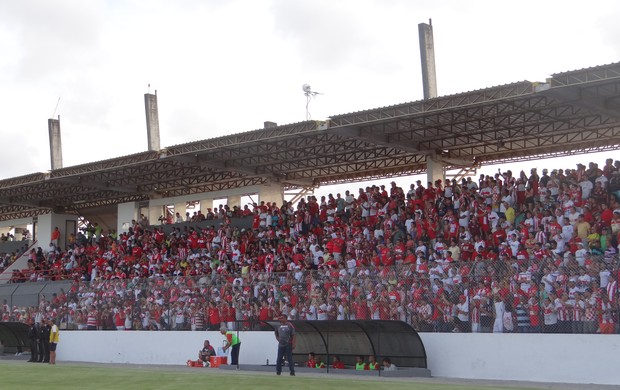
[0,361,549,390]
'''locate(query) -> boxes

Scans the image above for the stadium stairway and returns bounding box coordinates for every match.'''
[0,241,37,285]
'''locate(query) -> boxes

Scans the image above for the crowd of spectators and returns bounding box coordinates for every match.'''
[0,243,30,275]
[1,158,620,335]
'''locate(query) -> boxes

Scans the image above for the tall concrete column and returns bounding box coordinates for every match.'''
[48,117,63,170]
[227,195,242,208]
[426,152,445,187]
[200,199,214,214]
[37,212,78,250]
[174,202,186,221]
[145,92,161,151]
[418,21,438,100]
[149,205,164,225]
[259,184,283,207]
[118,202,138,233]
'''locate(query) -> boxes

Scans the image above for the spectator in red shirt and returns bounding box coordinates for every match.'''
[331,355,345,369]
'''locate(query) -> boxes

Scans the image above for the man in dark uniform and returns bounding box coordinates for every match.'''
[27,320,39,362]
[274,314,296,376]
[38,320,51,363]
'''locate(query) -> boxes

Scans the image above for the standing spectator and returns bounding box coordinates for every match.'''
[571,292,585,334]
[599,294,615,334]
[48,318,59,365]
[492,294,505,333]
[51,227,60,249]
[527,297,541,333]
[543,297,558,333]
[583,290,598,334]
[274,314,296,376]
[515,298,530,333]
[207,301,221,331]
[479,296,494,333]
[114,309,126,331]
[454,295,470,332]
[86,306,98,330]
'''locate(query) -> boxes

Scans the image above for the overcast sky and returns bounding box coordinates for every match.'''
[1,0,618,187]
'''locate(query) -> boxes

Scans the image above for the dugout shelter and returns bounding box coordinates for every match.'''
[0,322,29,355]
[266,320,427,369]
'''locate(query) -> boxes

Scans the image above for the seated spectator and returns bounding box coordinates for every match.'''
[366,355,380,370]
[197,340,216,366]
[331,355,345,369]
[355,355,367,370]
[305,352,325,368]
[305,352,318,368]
[382,357,397,371]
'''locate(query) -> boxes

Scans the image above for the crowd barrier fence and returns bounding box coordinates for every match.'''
[2,253,618,335]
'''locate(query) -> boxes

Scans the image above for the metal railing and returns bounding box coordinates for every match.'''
[1,253,618,334]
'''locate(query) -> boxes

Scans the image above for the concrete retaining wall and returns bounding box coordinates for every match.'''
[57,331,620,385]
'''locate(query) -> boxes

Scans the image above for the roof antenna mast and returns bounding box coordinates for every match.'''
[51,96,61,118]
[302,84,321,121]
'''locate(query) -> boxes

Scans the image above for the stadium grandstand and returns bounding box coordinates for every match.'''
[1,62,620,338]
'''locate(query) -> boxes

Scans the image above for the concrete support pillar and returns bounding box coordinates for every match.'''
[200,199,213,214]
[174,203,186,221]
[145,92,161,151]
[426,153,445,187]
[418,21,438,100]
[227,195,242,208]
[48,117,63,170]
[37,212,78,250]
[149,205,163,225]
[118,202,138,233]
[259,183,284,207]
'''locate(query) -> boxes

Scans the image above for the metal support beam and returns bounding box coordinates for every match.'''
[445,167,478,183]
[0,198,45,209]
[333,126,422,154]
[436,156,475,167]
[545,85,620,120]
[286,187,315,205]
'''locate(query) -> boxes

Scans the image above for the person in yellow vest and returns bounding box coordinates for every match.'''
[367,355,380,370]
[220,327,241,366]
[48,318,59,365]
[355,355,367,370]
